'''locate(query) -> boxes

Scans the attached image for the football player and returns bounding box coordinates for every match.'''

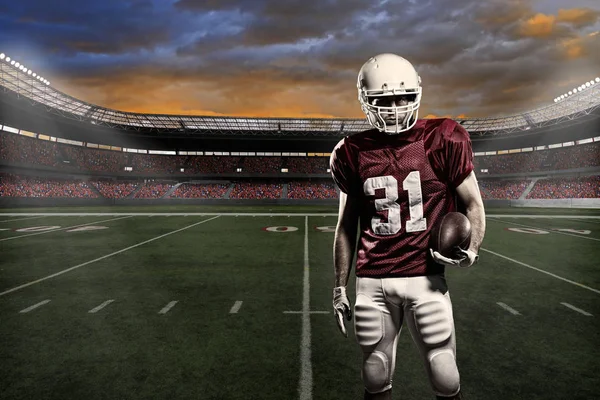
[330,53,486,400]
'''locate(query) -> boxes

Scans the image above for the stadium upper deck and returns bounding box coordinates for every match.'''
[1,53,599,138]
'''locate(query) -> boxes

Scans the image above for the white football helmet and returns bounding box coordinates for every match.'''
[357,53,422,134]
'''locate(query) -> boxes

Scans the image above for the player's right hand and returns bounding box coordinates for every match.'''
[333,286,352,338]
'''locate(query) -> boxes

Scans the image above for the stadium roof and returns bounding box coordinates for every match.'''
[1,55,599,137]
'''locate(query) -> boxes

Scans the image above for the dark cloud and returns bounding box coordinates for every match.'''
[0,0,177,56]
[0,0,598,119]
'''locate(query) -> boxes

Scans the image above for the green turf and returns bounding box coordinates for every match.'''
[0,208,599,399]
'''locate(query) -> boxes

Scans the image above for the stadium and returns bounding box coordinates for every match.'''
[1,49,599,400]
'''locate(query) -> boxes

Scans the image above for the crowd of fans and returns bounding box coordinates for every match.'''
[135,182,175,199]
[185,156,241,174]
[2,172,599,200]
[527,176,600,199]
[286,157,329,173]
[478,179,530,200]
[0,173,98,198]
[229,182,284,199]
[288,181,339,199]
[242,157,282,173]
[90,180,138,198]
[3,131,599,176]
[474,142,600,174]
[171,183,229,198]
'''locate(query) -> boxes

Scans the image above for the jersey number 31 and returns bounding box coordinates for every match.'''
[363,171,427,235]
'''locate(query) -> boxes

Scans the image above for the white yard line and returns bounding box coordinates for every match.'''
[481,248,600,295]
[485,215,600,219]
[0,215,134,242]
[159,301,178,314]
[0,216,221,297]
[88,299,115,314]
[488,217,600,242]
[19,299,51,313]
[560,302,593,316]
[284,311,330,314]
[0,213,339,217]
[299,216,313,400]
[229,301,243,314]
[0,216,49,223]
[496,302,521,315]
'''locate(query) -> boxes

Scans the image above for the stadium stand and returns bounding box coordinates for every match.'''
[478,179,530,200]
[135,182,176,199]
[473,142,600,175]
[3,131,599,177]
[0,173,98,198]
[527,176,600,199]
[171,183,230,199]
[287,180,339,199]
[2,130,600,202]
[229,182,284,199]
[90,180,138,198]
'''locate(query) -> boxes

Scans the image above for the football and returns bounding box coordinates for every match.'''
[429,212,472,259]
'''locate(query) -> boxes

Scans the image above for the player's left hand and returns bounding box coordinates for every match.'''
[430,248,479,268]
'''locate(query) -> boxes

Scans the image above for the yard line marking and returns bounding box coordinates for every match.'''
[284,311,330,314]
[0,215,221,297]
[299,215,312,400]
[19,299,51,313]
[488,217,600,242]
[88,299,115,314]
[496,302,521,315]
[0,215,134,242]
[229,301,243,314]
[561,302,593,316]
[485,215,600,219]
[481,248,600,295]
[0,216,49,223]
[159,301,178,314]
[0,212,338,217]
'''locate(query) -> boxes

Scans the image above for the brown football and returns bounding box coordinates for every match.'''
[429,212,472,259]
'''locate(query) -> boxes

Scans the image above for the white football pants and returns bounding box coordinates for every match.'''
[354,274,460,397]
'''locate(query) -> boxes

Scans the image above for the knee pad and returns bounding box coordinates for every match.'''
[362,351,392,394]
[413,297,452,347]
[429,351,460,396]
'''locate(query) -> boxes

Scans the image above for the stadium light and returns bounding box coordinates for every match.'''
[5,56,10,62]
[27,70,31,75]
[15,62,20,68]
[586,82,591,87]
[32,73,36,77]
[568,91,573,95]
[10,60,14,65]
[596,77,600,82]
[0,53,4,59]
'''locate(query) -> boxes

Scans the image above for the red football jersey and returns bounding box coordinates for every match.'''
[330,118,474,278]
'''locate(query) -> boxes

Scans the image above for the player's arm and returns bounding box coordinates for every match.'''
[455,170,486,255]
[334,191,360,287]
[332,191,360,337]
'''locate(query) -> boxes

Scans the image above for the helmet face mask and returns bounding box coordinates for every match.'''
[357,54,422,134]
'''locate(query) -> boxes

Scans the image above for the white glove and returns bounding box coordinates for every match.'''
[430,248,479,268]
[333,286,352,338]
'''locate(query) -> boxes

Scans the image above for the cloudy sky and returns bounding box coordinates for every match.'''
[0,0,598,119]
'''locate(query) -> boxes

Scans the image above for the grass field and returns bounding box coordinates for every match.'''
[0,205,599,399]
